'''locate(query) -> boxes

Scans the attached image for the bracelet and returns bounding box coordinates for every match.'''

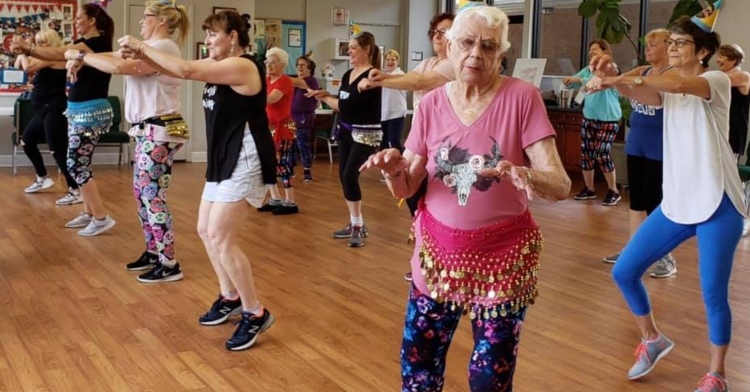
[77,50,86,61]
[525,168,534,188]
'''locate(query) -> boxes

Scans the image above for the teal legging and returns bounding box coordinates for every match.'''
[612,194,742,345]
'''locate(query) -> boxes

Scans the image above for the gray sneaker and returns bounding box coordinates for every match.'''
[65,212,92,228]
[694,372,730,392]
[649,255,677,278]
[603,252,620,264]
[77,215,116,236]
[627,334,675,380]
[348,225,366,247]
[24,177,54,193]
[333,223,368,239]
[56,190,83,205]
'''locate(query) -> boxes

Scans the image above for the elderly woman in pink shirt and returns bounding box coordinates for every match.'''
[362,5,570,392]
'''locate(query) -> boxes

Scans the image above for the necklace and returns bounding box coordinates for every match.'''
[455,77,502,120]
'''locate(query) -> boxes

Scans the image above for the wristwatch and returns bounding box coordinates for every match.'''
[634,76,644,86]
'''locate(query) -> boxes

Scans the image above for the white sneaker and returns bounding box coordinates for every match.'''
[24,177,54,193]
[77,215,116,236]
[65,212,92,228]
[56,190,83,206]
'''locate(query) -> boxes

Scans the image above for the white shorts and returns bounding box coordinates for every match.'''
[202,130,267,206]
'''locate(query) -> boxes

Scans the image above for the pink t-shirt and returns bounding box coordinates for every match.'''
[405,77,556,293]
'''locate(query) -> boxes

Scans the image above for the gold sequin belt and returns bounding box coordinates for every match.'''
[136,113,189,139]
[417,207,543,319]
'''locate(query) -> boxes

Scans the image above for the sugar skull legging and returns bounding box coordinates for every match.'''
[401,285,527,392]
[133,136,183,267]
[66,131,101,186]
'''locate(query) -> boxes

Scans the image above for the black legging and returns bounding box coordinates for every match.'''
[338,129,376,201]
[22,101,77,189]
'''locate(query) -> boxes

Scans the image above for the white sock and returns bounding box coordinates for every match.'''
[351,215,364,226]
[37,175,47,182]
[93,216,109,226]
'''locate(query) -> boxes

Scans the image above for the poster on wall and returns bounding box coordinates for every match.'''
[0,0,78,93]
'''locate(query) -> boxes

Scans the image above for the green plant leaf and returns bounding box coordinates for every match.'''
[669,0,703,25]
[578,0,600,18]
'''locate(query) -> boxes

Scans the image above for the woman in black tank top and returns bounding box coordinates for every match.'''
[118,10,276,352]
[716,44,750,159]
[14,29,80,204]
[307,31,383,248]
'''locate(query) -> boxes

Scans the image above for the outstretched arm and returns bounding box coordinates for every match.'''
[73,50,158,76]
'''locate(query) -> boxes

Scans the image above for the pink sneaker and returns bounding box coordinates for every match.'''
[694,372,729,392]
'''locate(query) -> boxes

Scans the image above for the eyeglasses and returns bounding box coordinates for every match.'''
[454,37,501,55]
[141,13,157,21]
[428,29,447,38]
[666,38,694,49]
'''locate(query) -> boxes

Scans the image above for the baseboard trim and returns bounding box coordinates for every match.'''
[0,152,125,168]
[191,152,207,162]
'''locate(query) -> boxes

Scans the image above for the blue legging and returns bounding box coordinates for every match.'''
[612,194,742,345]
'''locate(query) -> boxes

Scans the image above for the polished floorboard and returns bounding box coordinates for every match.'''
[0,161,749,392]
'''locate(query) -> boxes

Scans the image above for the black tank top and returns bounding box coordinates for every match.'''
[338,67,381,125]
[202,54,276,183]
[31,67,67,110]
[728,87,750,155]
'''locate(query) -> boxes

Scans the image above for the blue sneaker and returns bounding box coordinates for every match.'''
[627,334,675,380]
[225,309,275,351]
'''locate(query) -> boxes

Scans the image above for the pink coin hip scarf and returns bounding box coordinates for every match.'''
[416,207,543,320]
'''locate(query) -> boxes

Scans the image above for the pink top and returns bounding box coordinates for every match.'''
[404,77,556,294]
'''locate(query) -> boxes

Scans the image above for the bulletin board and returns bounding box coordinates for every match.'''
[254,19,306,76]
[0,0,78,93]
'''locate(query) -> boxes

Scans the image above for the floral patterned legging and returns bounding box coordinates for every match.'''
[401,286,527,392]
[133,137,183,267]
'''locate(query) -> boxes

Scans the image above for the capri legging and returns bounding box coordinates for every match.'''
[580,118,619,172]
[612,194,742,345]
[337,126,377,201]
[67,128,105,187]
[276,139,294,188]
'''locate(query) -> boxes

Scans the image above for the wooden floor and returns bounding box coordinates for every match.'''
[1,160,749,392]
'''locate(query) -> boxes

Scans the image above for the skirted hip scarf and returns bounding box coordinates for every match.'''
[65,98,114,137]
[416,206,543,320]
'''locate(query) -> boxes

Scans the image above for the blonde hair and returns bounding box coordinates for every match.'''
[145,0,190,44]
[446,5,510,53]
[385,49,400,61]
[35,27,63,48]
[266,47,289,66]
[645,28,670,44]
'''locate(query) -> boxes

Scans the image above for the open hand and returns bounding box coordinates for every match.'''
[359,148,409,174]
[477,161,535,200]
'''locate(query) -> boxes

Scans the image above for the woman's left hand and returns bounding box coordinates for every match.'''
[66,59,83,83]
[478,161,535,200]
